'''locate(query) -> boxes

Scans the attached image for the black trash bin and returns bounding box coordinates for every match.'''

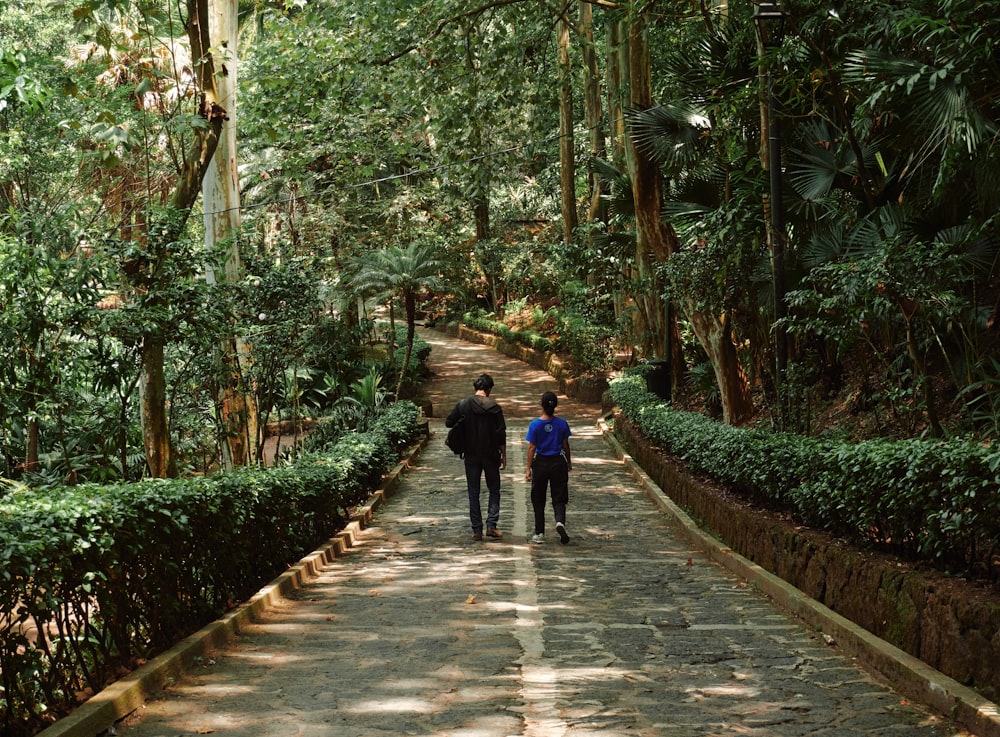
[644,359,671,400]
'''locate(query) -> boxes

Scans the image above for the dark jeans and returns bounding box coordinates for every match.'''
[464,455,501,533]
[530,454,568,534]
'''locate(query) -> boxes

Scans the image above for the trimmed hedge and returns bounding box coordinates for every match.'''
[461,310,614,374]
[609,374,1000,574]
[462,312,554,353]
[0,402,422,737]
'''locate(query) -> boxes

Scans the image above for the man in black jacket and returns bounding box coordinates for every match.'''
[445,373,507,541]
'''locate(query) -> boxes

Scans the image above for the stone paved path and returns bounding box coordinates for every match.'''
[117,328,965,737]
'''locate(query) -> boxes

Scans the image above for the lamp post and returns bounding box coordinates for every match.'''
[754,1,788,417]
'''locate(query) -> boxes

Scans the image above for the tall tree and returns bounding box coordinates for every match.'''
[618,3,757,423]
[203,0,258,469]
[557,7,578,243]
[579,0,608,223]
[131,0,229,476]
[140,0,226,477]
[623,6,676,362]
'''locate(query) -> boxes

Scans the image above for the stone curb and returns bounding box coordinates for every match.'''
[599,416,1000,737]
[37,434,430,737]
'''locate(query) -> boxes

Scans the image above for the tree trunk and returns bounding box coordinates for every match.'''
[626,17,673,266]
[473,191,490,242]
[140,335,177,478]
[624,12,676,361]
[687,305,754,425]
[558,11,577,243]
[634,249,665,357]
[580,0,607,223]
[387,300,397,372]
[24,417,39,473]
[203,0,258,468]
[607,16,626,165]
[137,0,226,477]
[606,16,631,333]
[396,291,417,400]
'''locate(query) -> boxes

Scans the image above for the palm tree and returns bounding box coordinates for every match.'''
[350,242,446,399]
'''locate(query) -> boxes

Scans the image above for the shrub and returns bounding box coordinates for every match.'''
[0,402,423,736]
[608,373,1000,576]
[552,312,615,374]
[461,310,621,369]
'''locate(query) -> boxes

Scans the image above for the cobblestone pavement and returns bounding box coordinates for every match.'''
[117,328,967,737]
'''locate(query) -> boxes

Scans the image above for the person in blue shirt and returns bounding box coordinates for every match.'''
[524,391,572,544]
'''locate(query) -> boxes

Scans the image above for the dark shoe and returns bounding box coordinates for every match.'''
[556,522,570,545]
[485,528,503,539]
[473,532,483,541]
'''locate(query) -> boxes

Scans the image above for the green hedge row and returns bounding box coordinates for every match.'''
[0,402,423,737]
[609,374,1000,575]
[462,312,555,353]
[460,310,614,374]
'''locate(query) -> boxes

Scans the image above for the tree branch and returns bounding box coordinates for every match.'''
[375,0,618,65]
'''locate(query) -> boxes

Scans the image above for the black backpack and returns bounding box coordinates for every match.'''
[445,401,468,457]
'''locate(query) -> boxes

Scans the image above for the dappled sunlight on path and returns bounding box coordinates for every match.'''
[116,328,963,737]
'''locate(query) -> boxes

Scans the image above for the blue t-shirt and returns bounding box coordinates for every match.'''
[525,416,571,456]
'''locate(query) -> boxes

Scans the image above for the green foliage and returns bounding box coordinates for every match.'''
[462,307,615,373]
[463,310,553,353]
[0,210,144,481]
[348,240,447,397]
[609,373,1000,574]
[370,400,422,451]
[685,361,722,418]
[0,401,423,734]
[785,220,992,435]
[300,370,427,455]
[390,326,431,388]
[958,357,1000,439]
[553,310,616,374]
[238,256,328,435]
[349,367,390,416]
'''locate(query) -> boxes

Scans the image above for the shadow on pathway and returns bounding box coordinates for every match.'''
[115,328,966,737]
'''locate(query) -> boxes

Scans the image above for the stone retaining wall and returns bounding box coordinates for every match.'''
[614,412,1000,704]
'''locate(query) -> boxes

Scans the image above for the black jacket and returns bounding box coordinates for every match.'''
[445,395,506,461]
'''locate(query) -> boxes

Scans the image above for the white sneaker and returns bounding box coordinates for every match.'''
[530,533,545,544]
[556,522,570,545]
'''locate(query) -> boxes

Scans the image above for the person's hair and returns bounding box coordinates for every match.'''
[473,373,494,393]
[541,391,558,415]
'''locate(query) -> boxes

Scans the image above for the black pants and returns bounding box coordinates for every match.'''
[530,454,568,534]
